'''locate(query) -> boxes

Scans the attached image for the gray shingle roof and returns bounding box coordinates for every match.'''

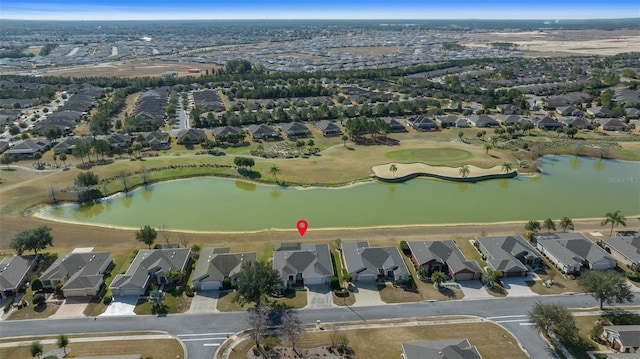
[476,236,539,273]
[604,325,640,347]
[341,241,409,278]
[192,248,257,284]
[0,255,36,292]
[536,233,617,270]
[401,339,481,359]
[41,252,112,291]
[272,243,333,279]
[111,249,190,292]
[407,240,481,275]
[600,236,640,264]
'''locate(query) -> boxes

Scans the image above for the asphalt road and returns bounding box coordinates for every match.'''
[2,293,639,359]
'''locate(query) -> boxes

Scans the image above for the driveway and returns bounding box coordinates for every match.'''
[100,295,138,316]
[350,283,385,307]
[503,277,538,297]
[458,280,493,299]
[187,290,219,314]
[305,285,333,309]
[50,297,91,319]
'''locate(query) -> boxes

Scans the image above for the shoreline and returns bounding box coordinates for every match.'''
[31,206,639,234]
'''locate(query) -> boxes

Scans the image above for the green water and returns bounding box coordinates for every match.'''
[44,156,640,232]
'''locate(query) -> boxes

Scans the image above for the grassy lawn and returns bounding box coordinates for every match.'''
[0,338,183,359]
[332,291,356,306]
[401,254,465,301]
[216,291,253,312]
[229,322,527,359]
[385,147,474,163]
[6,287,60,320]
[134,287,192,315]
[270,288,307,309]
[527,262,582,295]
[378,282,423,303]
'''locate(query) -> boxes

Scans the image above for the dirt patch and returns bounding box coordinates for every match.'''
[38,61,219,78]
[247,346,342,359]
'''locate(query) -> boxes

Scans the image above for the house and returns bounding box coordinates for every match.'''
[556,105,583,117]
[599,236,640,267]
[564,117,591,129]
[407,115,438,131]
[341,241,410,284]
[0,139,9,154]
[4,139,51,159]
[110,248,191,296]
[625,108,640,119]
[280,122,312,139]
[213,126,243,137]
[382,118,407,132]
[246,124,279,141]
[314,120,342,137]
[455,118,470,128]
[272,243,333,287]
[603,326,640,353]
[177,128,206,144]
[436,115,458,128]
[0,255,37,299]
[191,248,256,290]
[497,104,521,115]
[102,133,132,150]
[534,116,563,130]
[588,106,612,118]
[407,240,482,281]
[401,339,482,359]
[498,115,521,126]
[40,252,112,297]
[607,353,639,359]
[600,118,627,132]
[468,115,499,128]
[142,131,171,150]
[534,233,617,274]
[475,236,540,277]
[53,137,91,155]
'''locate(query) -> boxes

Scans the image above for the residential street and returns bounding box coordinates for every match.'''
[2,293,639,359]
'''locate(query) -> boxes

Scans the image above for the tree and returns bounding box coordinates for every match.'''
[31,277,43,291]
[560,217,574,232]
[389,164,397,177]
[136,225,157,249]
[164,269,184,284]
[484,142,492,154]
[279,309,303,355]
[481,269,497,288]
[232,260,282,307]
[33,152,42,167]
[543,218,556,233]
[601,210,626,236]
[72,141,91,164]
[248,305,269,348]
[30,341,43,358]
[57,334,69,356]
[10,226,53,255]
[270,165,281,183]
[529,302,578,341]
[525,220,541,233]
[44,126,62,142]
[131,142,143,158]
[578,270,634,310]
[341,134,348,147]
[1,154,13,170]
[149,288,164,311]
[459,165,470,178]
[75,171,99,188]
[490,136,499,148]
[431,271,446,288]
[458,131,464,141]
[59,153,67,169]
[501,162,512,173]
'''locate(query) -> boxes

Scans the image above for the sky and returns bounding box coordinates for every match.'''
[1,0,639,21]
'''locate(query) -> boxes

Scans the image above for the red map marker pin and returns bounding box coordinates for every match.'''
[296,220,308,237]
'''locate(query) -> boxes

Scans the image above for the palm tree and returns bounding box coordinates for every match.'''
[560,217,574,232]
[482,269,497,289]
[459,165,470,178]
[501,162,512,173]
[270,165,281,183]
[57,334,69,356]
[525,220,541,233]
[389,164,397,177]
[484,142,492,154]
[601,210,627,236]
[341,135,348,147]
[543,218,556,233]
[431,271,446,288]
[59,153,67,169]
[490,136,499,148]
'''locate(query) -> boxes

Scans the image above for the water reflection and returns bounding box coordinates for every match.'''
[570,157,582,170]
[122,194,133,208]
[499,179,510,189]
[270,187,281,199]
[457,182,468,192]
[592,159,606,172]
[235,180,257,192]
[74,202,104,219]
[141,187,154,202]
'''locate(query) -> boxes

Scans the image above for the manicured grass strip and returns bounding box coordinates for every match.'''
[385,148,474,163]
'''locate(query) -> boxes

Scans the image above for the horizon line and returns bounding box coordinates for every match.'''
[1,17,639,21]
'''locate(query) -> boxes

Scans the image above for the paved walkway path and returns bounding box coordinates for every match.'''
[0,334,173,348]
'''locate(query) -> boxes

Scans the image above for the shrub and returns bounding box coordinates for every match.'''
[406,276,415,288]
[54,283,64,296]
[262,336,280,350]
[185,286,194,297]
[333,288,349,297]
[3,298,14,313]
[31,278,43,291]
[626,272,640,282]
[329,276,340,290]
[103,295,113,305]
[221,277,232,290]
[33,293,46,306]
[399,241,411,256]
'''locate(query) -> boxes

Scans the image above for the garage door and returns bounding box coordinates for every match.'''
[455,272,475,281]
[305,277,324,286]
[200,281,220,291]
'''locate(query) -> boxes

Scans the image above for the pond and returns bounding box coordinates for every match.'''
[42,156,640,232]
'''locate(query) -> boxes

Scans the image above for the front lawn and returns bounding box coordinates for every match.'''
[216,288,307,312]
[134,287,192,315]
